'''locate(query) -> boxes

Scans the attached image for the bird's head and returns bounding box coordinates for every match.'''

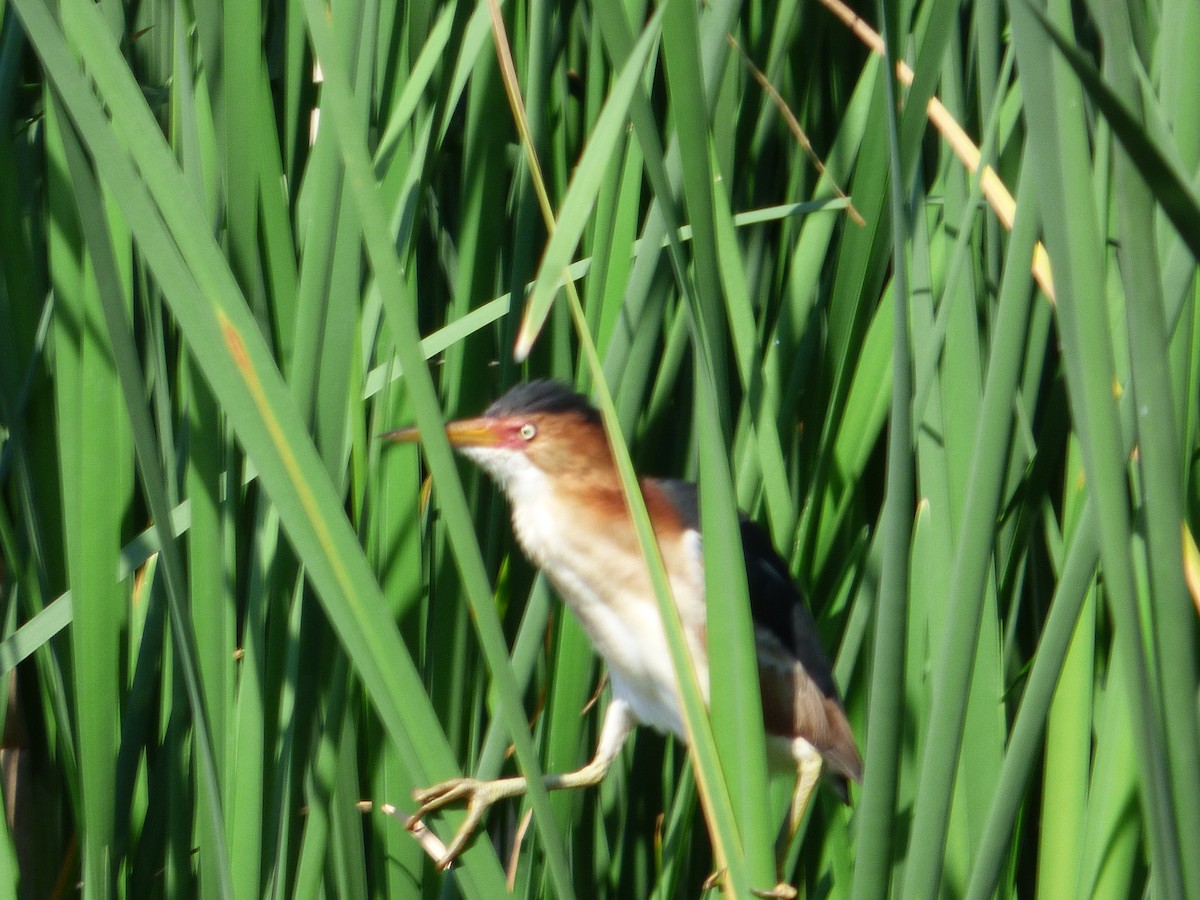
[381,381,612,492]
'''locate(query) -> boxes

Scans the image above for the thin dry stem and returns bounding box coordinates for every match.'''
[728,34,865,227]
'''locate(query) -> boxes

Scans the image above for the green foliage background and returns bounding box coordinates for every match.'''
[1,0,1198,897]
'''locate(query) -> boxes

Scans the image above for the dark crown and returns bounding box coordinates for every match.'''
[485,380,601,425]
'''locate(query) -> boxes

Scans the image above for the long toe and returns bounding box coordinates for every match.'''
[752,883,798,899]
[408,777,484,825]
[407,777,520,869]
[437,805,489,870]
[701,869,726,893]
[701,871,797,898]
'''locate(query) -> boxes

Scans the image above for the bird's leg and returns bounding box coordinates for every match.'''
[700,870,799,898]
[735,750,823,900]
[701,754,823,900]
[407,698,636,869]
[786,749,823,843]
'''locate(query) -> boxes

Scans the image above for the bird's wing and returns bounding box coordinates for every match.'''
[736,518,837,692]
[649,478,862,783]
[648,478,830,680]
[738,517,863,782]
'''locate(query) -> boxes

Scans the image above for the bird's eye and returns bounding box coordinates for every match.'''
[518,423,537,441]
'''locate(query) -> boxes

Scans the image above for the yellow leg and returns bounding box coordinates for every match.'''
[757,748,824,898]
[407,698,636,869]
[701,750,824,898]
[788,749,823,841]
[700,869,799,898]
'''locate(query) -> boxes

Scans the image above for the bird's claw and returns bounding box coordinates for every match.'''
[701,869,797,899]
[409,777,488,820]
[406,777,500,870]
[752,884,798,899]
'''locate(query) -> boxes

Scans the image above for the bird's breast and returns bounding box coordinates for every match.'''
[508,490,708,741]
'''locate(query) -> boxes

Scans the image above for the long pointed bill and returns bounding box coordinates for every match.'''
[380,417,506,449]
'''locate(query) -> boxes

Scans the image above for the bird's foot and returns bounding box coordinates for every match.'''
[752,884,798,899]
[701,869,725,893]
[406,776,523,870]
[700,869,797,898]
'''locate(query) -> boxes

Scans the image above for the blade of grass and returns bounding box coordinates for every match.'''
[851,5,913,895]
[660,0,774,885]
[45,89,128,900]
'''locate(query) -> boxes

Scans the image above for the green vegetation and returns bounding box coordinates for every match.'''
[1,0,1197,897]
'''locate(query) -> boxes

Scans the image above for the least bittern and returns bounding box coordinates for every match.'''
[384,381,861,889]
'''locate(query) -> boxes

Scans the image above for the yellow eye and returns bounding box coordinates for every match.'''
[518,423,537,441]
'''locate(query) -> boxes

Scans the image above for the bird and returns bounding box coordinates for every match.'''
[383,380,861,887]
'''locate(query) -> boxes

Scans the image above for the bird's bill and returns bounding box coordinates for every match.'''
[380,417,505,448]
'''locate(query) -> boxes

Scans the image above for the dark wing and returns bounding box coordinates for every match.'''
[738,518,829,679]
[651,479,862,785]
[650,478,836,686]
[739,518,863,785]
